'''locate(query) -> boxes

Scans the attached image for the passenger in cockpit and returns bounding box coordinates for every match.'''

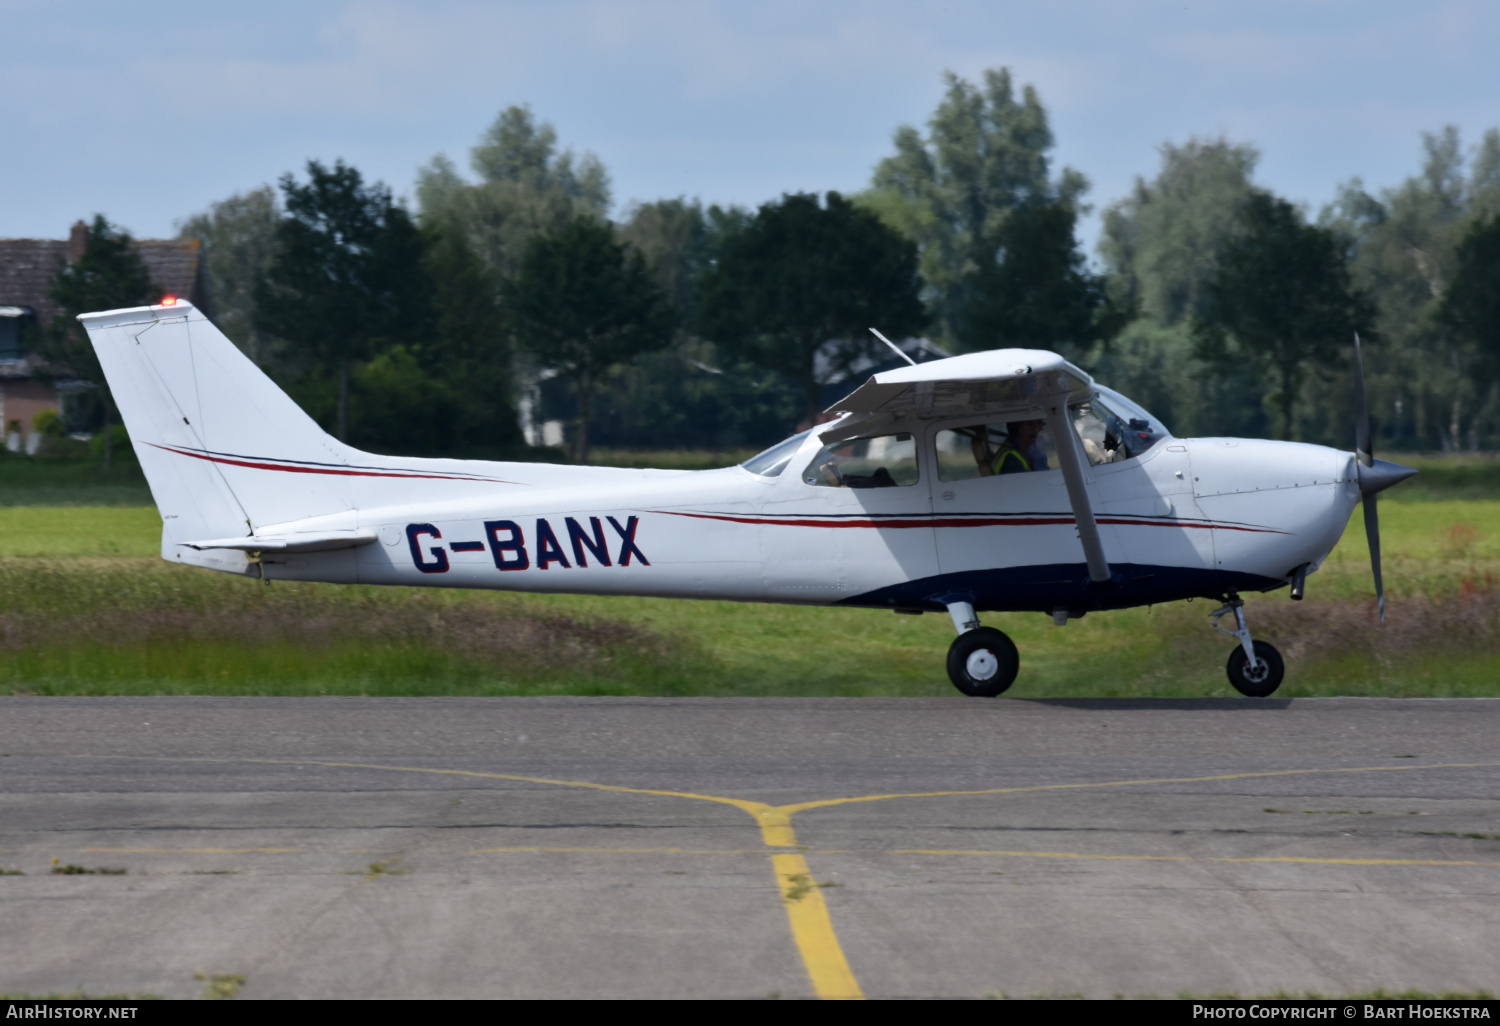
[973,419,1048,476]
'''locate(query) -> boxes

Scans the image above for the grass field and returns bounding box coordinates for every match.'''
[0,454,1496,698]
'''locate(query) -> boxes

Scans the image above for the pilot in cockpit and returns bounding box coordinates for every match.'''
[972,419,1049,476]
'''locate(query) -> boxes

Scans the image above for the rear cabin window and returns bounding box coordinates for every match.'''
[804,433,919,488]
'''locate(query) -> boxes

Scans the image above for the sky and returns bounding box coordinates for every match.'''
[3,0,1498,257]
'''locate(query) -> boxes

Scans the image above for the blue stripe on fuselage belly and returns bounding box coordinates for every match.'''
[840,563,1284,613]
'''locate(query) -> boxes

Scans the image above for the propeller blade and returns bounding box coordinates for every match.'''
[1353,332,1372,467]
[1353,332,1396,621]
[1363,492,1384,623]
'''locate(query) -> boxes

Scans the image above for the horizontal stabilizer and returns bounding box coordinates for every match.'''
[183,529,378,553]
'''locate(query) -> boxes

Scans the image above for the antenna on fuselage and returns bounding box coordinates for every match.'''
[869,327,917,367]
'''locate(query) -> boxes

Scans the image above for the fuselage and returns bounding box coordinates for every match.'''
[252,428,1361,615]
[75,301,1360,617]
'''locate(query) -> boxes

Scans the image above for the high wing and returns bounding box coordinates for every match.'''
[827,348,1092,419]
[826,346,1112,585]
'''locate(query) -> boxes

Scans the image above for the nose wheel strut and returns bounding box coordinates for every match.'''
[1210,595,1285,697]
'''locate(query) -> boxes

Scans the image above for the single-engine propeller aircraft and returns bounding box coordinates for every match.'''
[81,301,1416,697]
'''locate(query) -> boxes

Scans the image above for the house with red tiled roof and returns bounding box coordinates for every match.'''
[0,220,213,450]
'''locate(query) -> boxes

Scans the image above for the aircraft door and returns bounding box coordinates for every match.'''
[927,419,1077,580]
[758,429,939,604]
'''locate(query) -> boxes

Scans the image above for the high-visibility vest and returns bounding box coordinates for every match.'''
[990,443,1032,475]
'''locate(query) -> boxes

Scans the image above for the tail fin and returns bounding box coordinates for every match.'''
[82,301,363,569]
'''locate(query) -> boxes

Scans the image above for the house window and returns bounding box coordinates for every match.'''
[0,309,25,360]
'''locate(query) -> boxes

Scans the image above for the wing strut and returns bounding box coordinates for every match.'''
[1043,397,1112,584]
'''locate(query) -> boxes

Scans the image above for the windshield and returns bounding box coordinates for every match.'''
[1092,385,1171,456]
[741,430,812,477]
[1093,386,1170,439]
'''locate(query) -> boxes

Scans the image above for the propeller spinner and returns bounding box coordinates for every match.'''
[1352,334,1418,621]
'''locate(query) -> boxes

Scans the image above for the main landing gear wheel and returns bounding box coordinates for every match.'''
[1226,640,1284,697]
[946,627,1019,697]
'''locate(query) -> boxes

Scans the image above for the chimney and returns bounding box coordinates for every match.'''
[67,220,89,263]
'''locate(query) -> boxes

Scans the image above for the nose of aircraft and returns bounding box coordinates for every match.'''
[1356,457,1418,496]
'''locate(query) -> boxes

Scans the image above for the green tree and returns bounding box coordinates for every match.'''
[43,215,158,467]
[333,227,519,458]
[469,105,610,209]
[1438,213,1500,382]
[617,198,720,318]
[256,160,433,442]
[586,338,802,452]
[958,197,1126,359]
[1101,138,1260,327]
[417,106,610,281]
[864,69,1085,347]
[505,216,676,463]
[1194,192,1369,440]
[1322,126,1500,450]
[586,199,797,451]
[178,186,282,367]
[345,345,461,454]
[419,225,522,453]
[695,192,926,424]
[1093,138,1263,437]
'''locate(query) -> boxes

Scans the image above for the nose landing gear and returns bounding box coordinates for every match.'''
[1211,594,1284,697]
[944,600,1019,697]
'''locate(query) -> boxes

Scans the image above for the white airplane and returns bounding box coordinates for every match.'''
[80,301,1415,698]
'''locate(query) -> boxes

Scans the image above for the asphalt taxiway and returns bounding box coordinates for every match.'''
[1,696,1496,999]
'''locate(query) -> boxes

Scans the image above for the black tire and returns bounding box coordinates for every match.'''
[946,627,1019,697]
[1226,640,1285,697]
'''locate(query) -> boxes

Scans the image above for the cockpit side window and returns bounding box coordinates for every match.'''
[1071,402,1119,466]
[804,433,919,488]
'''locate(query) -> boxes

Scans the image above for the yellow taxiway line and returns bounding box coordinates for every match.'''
[71,754,1500,1002]
[468,846,1500,869]
[769,760,1500,817]
[894,849,1500,868]
[472,846,768,855]
[771,853,863,1000]
[81,847,301,854]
